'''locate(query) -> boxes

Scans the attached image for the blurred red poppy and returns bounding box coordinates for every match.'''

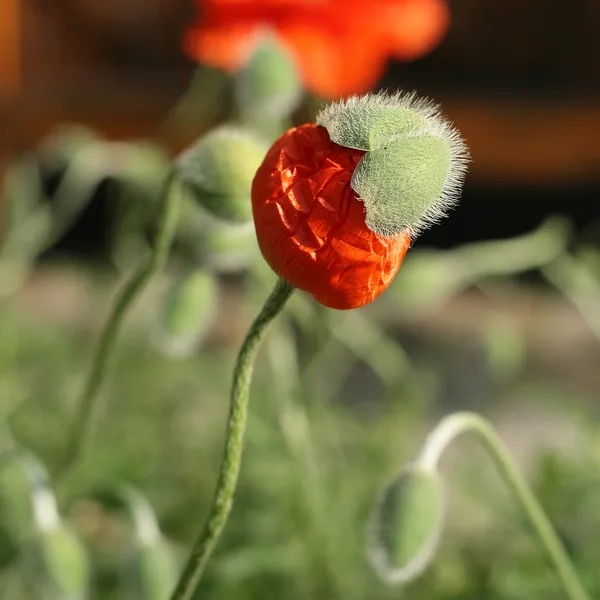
[184,0,449,99]
[251,123,411,309]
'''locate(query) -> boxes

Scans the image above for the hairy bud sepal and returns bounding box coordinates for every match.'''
[317,91,469,237]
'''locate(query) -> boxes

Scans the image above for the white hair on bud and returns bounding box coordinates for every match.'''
[317,91,470,237]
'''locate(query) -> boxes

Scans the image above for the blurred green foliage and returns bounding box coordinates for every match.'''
[1,291,600,599]
[2,42,600,597]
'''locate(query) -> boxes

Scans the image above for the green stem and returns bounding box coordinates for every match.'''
[418,411,589,600]
[55,169,181,481]
[170,278,294,600]
[542,254,600,342]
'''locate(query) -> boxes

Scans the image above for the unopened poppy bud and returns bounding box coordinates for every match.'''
[234,33,302,123]
[128,538,178,600]
[251,91,468,309]
[157,268,218,358]
[25,525,89,598]
[204,219,259,273]
[92,486,178,600]
[38,123,99,169]
[178,126,267,223]
[368,464,445,584]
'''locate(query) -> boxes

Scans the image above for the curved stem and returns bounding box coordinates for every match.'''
[542,255,600,343]
[55,169,181,481]
[418,411,589,600]
[170,278,294,600]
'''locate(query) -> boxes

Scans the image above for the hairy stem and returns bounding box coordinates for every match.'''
[418,411,589,600]
[55,169,180,481]
[170,278,294,600]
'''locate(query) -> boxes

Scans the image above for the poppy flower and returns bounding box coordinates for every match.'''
[184,0,450,99]
[251,92,469,310]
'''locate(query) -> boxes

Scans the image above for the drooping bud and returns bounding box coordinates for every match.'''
[177,126,267,223]
[37,123,100,170]
[127,538,179,600]
[108,486,178,600]
[157,268,218,358]
[0,451,90,598]
[203,219,259,273]
[317,92,469,237]
[367,463,445,584]
[24,525,90,600]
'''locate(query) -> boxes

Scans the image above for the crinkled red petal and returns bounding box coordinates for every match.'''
[252,124,410,309]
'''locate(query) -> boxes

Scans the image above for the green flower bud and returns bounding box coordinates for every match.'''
[177,126,267,223]
[234,33,302,123]
[368,464,444,584]
[203,219,259,273]
[157,268,218,358]
[317,92,469,237]
[4,157,45,231]
[24,525,89,600]
[98,485,178,600]
[0,451,51,543]
[38,123,100,170]
[126,539,178,600]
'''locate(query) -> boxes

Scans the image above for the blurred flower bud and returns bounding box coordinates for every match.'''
[317,91,469,236]
[156,268,218,358]
[368,464,444,584]
[24,525,89,600]
[126,538,178,600]
[203,219,259,273]
[0,450,51,544]
[0,451,90,599]
[177,126,267,223]
[37,123,100,171]
[110,485,178,600]
[234,33,302,124]
[4,157,45,231]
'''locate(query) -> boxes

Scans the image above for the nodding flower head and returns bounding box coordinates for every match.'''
[251,91,469,310]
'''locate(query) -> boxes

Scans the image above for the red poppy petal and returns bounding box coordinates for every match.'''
[278,25,386,99]
[252,124,410,309]
[183,24,259,71]
[380,0,450,60]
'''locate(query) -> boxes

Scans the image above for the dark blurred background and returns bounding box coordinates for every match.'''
[2,0,600,258]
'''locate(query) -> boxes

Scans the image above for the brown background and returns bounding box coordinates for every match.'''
[2,0,600,251]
